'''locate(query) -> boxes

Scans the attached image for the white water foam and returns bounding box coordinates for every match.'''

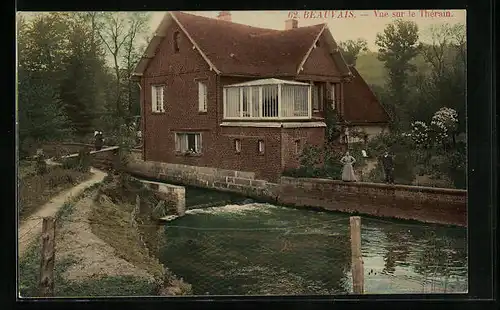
[185,203,279,215]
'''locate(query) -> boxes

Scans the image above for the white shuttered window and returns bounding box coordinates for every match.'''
[198,81,207,112]
[151,85,165,112]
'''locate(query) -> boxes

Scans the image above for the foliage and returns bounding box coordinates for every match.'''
[366,130,465,188]
[324,101,342,143]
[338,38,368,66]
[61,148,92,173]
[18,164,91,220]
[34,154,47,175]
[410,121,430,148]
[17,12,151,151]
[375,19,421,129]
[429,107,458,144]
[282,144,343,180]
[18,245,159,297]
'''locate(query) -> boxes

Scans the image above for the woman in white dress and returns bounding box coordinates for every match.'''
[340,151,357,182]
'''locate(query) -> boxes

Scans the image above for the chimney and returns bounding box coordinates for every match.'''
[217,11,232,22]
[285,19,298,30]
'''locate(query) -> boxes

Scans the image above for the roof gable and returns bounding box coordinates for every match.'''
[343,66,391,124]
[133,12,219,77]
[133,12,352,78]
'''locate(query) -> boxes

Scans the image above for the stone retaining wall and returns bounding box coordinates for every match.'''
[126,160,280,202]
[138,180,186,216]
[126,159,466,227]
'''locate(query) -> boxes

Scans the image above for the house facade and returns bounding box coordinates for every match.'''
[132,11,389,182]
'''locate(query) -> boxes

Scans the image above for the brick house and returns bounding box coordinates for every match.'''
[132,11,389,182]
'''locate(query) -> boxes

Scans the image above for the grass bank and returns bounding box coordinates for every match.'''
[18,174,191,297]
[18,160,92,221]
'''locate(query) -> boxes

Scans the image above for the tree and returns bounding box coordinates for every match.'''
[95,12,131,119]
[375,19,421,129]
[17,13,73,155]
[339,39,368,66]
[96,12,151,122]
[122,13,151,118]
[413,23,466,133]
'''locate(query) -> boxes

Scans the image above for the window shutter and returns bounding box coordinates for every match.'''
[152,86,156,112]
[160,86,165,111]
[198,82,205,111]
[195,134,201,152]
[331,84,336,110]
[175,133,180,152]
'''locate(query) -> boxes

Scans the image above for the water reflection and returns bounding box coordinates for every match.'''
[160,203,467,295]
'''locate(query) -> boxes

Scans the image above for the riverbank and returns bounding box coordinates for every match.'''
[126,159,466,227]
[18,175,191,297]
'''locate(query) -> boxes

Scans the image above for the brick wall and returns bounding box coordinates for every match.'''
[126,159,467,227]
[279,177,467,227]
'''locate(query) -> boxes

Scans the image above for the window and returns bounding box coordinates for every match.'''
[312,83,324,111]
[234,139,241,153]
[151,85,165,113]
[262,85,279,117]
[198,81,207,112]
[173,31,180,53]
[175,133,202,154]
[331,84,338,110]
[223,79,311,119]
[282,85,308,117]
[258,140,265,154]
[294,139,301,155]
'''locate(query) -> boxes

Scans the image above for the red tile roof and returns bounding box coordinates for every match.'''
[173,12,326,76]
[342,66,390,124]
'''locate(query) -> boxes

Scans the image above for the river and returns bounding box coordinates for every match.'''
[159,199,467,295]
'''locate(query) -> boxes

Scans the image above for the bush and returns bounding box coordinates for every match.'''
[366,162,385,183]
[282,144,343,180]
[47,169,76,187]
[62,149,91,173]
[35,155,47,175]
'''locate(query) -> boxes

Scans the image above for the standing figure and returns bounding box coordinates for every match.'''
[340,151,357,182]
[381,151,395,184]
[94,131,104,151]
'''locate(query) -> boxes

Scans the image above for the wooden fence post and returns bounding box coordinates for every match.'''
[39,216,56,297]
[349,216,364,294]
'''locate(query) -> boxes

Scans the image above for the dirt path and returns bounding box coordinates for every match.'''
[55,195,156,283]
[18,167,107,258]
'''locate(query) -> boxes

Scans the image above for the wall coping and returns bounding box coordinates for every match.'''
[42,142,94,147]
[62,146,119,159]
[138,179,185,190]
[280,176,467,196]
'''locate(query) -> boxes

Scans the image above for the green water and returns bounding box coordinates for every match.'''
[160,201,467,296]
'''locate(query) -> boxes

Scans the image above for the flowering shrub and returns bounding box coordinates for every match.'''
[429,107,458,144]
[410,121,430,147]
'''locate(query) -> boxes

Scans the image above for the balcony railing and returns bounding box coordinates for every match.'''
[223,78,312,120]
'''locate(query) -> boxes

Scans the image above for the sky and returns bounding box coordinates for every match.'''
[149,10,466,50]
